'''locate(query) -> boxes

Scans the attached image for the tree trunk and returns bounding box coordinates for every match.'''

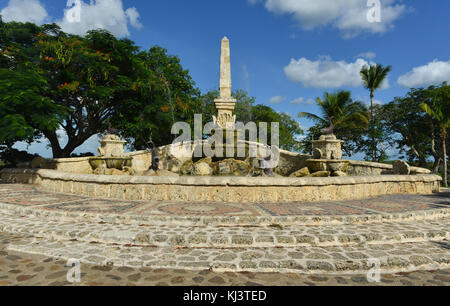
[370,91,376,162]
[370,91,374,120]
[410,145,428,168]
[443,131,448,187]
[432,158,441,174]
[44,129,94,159]
[431,130,442,173]
[43,131,63,158]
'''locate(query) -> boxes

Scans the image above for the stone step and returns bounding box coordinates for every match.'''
[1,210,448,248]
[1,202,449,227]
[7,236,450,274]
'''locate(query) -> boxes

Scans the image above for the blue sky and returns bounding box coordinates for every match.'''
[1,0,450,157]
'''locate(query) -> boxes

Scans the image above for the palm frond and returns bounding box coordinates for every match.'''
[298,112,327,125]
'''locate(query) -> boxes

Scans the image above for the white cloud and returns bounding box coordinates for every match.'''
[0,0,48,24]
[268,96,286,104]
[252,0,408,38]
[125,7,142,29]
[58,0,142,37]
[290,97,315,105]
[290,97,304,105]
[285,56,389,89]
[356,52,376,60]
[397,60,450,88]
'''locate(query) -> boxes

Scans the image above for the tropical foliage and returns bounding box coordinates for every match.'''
[419,84,450,186]
[298,91,369,136]
[0,21,201,157]
[360,64,392,161]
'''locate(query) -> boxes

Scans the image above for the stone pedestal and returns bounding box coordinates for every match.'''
[213,98,237,129]
[311,135,344,160]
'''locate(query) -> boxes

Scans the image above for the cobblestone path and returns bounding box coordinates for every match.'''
[0,184,449,285]
[1,233,449,286]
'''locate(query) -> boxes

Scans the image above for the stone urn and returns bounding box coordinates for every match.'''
[97,134,127,157]
[89,134,133,172]
[311,134,344,160]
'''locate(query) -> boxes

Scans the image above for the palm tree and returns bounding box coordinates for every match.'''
[299,91,369,137]
[360,64,392,161]
[420,85,450,187]
[360,64,391,117]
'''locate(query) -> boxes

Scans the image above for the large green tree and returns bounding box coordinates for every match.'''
[357,104,392,162]
[112,46,202,150]
[384,87,443,171]
[0,21,67,149]
[419,84,450,187]
[0,21,201,157]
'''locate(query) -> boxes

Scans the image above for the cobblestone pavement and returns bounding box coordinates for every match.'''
[0,184,449,226]
[0,184,449,285]
[1,232,449,286]
[1,205,449,274]
[1,184,449,217]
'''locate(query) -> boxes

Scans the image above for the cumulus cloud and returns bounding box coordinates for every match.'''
[125,7,142,29]
[58,0,142,37]
[290,97,315,105]
[252,0,408,38]
[0,0,48,24]
[356,52,376,60]
[397,60,450,88]
[284,56,389,89]
[268,96,286,104]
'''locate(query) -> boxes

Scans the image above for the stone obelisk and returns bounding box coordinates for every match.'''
[213,37,237,129]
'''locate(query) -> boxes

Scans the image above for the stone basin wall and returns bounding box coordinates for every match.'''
[34,157,93,174]
[0,168,441,203]
[346,160,393,176]
[25,143,430,178]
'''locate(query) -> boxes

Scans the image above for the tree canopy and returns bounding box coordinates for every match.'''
[418,84,449,186]
[298,91,369,157]
[0,21,201,157]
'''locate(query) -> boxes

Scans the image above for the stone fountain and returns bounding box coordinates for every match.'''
[89,134,132,174]
[0,36,441,204]
[306,134,349,177]
[180,37,274,176]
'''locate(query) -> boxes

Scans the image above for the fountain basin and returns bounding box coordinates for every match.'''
[0,168,441,204]
[89,157,132,171]
[307,159,349,173]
